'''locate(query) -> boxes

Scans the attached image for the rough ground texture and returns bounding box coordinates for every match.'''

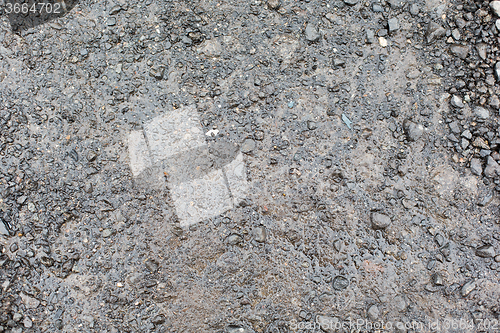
[1,0,500,332]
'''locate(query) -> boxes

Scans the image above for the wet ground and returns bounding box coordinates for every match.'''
[1,0,500,332]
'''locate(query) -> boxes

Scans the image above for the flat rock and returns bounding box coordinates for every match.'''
[102,229,114,238]
[366,29,375,44]
[474,106,490,120]
[343,0,358,5]
[409,3,419,15]
[0,220,8,236]
[470,158,483,176]
[316,315,340,333]
[241,139,256,153]
[388,0,405,8]
[450,45,469,59]
[367,304,380,320]
[254,226,266,242]
[371,212,392,229]
[476,244,495,258]
[20,293,40,309]
[476,43,487,60]
[484,156,500,178]
[388,18,399,33]
[372,4,384,12]
[495,62,500,81]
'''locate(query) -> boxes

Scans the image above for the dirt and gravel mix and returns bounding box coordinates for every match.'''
[1,0,500,332]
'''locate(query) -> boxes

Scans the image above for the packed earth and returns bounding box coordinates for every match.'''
[1,0,500,332]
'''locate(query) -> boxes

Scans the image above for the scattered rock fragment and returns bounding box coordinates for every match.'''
[372,4,384,12]
[151,315,166,325]
[476,244,495,258]
[102,229,114,238]
[470,158,483,176]
[484,157,500,178]
[450,45,469,59]
[241,139,256,153]
[316,315,340,333]
[388,18,399,33]
[227,234,243,245]
[450,95,464,108]
[332,275,349,290]
[366,29,375,44]
[426,22,446,44]
[461,280,476,297]
[20,293,40,309]
[490,1,500,17]
[476,43,487,60]
[254,226,266,243]
[474,106,489,120]
[371,212,392,230]
[305,23,320,42]
[0,220,8,236]
[409,3,419,15]
[403,119,424,142]
[367,305,379,320]
[267,0,280,10]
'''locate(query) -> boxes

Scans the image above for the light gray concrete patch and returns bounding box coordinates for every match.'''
[127,105,248,226]
[170,168,234,228]
[144,106,206,164]
[224,152,249,206]
[128,130,152,177]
